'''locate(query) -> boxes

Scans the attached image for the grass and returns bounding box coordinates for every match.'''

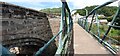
[89,23,120,51]
[90,23,120,41]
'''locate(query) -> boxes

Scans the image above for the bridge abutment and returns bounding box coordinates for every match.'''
[0,2,57,56]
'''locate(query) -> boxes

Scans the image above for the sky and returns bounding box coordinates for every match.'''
[0,0,119,11]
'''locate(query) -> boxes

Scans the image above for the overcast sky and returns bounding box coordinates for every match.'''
[0,0,119,11]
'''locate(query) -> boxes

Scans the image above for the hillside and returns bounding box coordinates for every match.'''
[76,5,118,17]
[39,7,61,15]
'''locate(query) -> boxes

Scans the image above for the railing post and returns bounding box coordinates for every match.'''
[101,3,120,43]
[77,0,119,54]
[56,2,65,54]
[56,1,73,55]
[88,13,95,31]
[84,9,89,31]
[95,13,100,38]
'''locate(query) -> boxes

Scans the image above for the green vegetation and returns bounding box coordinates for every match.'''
[41,6,120,41]
[76,5,118,17]
[76,5,120,29]
[40,7,61,15]
[91,23,120,42]
[114,17,120,29]
[40,7,70,17]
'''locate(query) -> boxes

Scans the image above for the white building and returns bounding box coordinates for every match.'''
[99,19,108,24]
[72,13,83,23]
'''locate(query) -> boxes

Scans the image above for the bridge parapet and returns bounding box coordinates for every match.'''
[0,2,57,55]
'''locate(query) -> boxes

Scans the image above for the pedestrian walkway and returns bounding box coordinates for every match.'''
[73,23,110,54]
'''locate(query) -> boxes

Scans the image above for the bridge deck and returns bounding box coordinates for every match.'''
[73,23,110,54]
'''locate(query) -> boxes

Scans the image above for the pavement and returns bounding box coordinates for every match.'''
[73,23,110,54]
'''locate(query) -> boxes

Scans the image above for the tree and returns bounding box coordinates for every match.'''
[39,7,61,15]
[75,5,118,17]
[114,15,120,29]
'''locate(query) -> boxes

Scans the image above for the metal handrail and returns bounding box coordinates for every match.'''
[1,0,73,56]
[56,1,73,55]
[35,30,63,56]
[86,0,118,17]
[78,0,120,54]
[35,1,73,56]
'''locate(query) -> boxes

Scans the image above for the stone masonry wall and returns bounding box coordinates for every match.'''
[0,2,57,55]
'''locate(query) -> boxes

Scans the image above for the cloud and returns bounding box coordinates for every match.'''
[0,0,61,2]
[0,1,62,10]
[69,0,118,9]
[0,0,118,10]
[8,2,46,10]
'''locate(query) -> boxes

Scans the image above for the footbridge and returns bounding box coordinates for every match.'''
[1,0,120,56]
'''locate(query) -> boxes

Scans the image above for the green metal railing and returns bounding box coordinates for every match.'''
[78,0,120,54]
[35,1,73,56]
[1,0,73,56]
[2,0,73,56]
[2,0,120,55]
